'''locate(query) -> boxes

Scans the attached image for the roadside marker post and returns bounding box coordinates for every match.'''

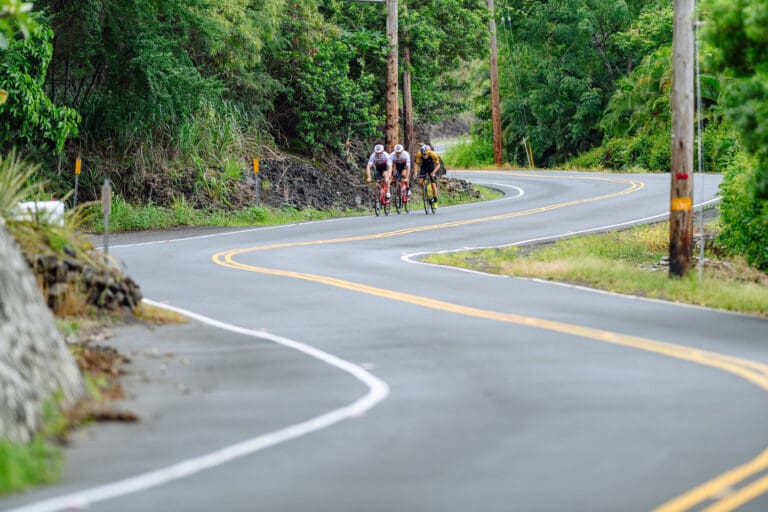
[102,178,112,258]
[74,158,82,208]
[253,159,260,206]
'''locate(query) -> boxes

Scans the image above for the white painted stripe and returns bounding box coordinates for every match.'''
[103,216,357,249]
[101,180,518,250]
[8,300,389,512]
[402,198,738,316]
[404,197,720,261]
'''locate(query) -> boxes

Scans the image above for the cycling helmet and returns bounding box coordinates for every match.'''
[374,144,384,154]
[394,144,404,153]
[420,145,429,154]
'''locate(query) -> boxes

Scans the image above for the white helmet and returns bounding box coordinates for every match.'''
[374,144,384,154]
[394,144,404,153]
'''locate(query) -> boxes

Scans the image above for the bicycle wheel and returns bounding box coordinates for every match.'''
[393,182,402,214]
[422,180,431,215]
[383,190,390,215]
[403,185,410,213]
[373,189,381,216]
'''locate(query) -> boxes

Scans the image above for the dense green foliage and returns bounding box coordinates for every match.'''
[0,0,484,202]
[489,0,670,167]
[1,0,766,269]
[444,136,496,168]
[697,0,768,269]
[701,0,768,199]
[0,21,79,154]
[0,0,34,49]
[718,153,768,269]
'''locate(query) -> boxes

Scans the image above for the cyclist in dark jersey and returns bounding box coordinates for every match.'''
[365,144,393,199]
[391,144,412,197]
[414,144,441,204]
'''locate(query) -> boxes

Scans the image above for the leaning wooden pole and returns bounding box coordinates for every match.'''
[488,0,503,167]
[385,0,399,151]
[669,0,695,277]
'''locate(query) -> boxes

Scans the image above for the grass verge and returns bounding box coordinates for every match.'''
[84,182,501,232]
[0,437,62,494]
[424,219,768,317]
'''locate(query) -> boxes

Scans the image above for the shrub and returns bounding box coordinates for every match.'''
[444,137,496,168]
[718,153,768,270]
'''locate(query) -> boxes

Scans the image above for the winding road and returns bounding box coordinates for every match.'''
[4,170,768,512]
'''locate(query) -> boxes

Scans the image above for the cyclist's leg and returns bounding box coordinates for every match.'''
[431,173,438,202]
[383,170,392,199]
[374,169,385,201]
[405,168,412,195]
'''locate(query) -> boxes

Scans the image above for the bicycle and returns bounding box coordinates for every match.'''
[422,173,437,214]
[392,174,411,214]
[372,178,390,216]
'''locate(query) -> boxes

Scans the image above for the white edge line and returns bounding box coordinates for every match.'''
[102,215,359,249]
[8,299,389,512]
[101,182,521,250]
[401,198,747,316]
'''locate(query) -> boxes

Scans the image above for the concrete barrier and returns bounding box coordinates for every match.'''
[14,200,66,227]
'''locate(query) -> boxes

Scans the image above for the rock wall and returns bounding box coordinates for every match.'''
[0,224,84,443]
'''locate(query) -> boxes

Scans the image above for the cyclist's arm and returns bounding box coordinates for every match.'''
[429,151,441,174]
[365,153,375,180]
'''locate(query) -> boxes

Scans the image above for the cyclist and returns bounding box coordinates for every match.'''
[391,144,412,198]
[366,144,393,200]
[414,144,441,204]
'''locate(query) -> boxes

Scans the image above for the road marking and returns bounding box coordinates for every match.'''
[215,176,643,255]
[213,252,768,512]
[209,174,767,512]
[6,300,388,512]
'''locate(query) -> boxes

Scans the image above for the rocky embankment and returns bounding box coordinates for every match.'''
[0,224,84,443]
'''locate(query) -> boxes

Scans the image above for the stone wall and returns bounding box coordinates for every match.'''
[0,224,84,443]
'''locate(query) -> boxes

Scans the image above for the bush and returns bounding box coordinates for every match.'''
[443,137,496,168]
[718,153,768,270]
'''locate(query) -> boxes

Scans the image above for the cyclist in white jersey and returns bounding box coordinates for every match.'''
[365,144,393,199]
[391,144,412,197]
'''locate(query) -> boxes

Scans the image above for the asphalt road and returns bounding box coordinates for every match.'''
[4,170,768,512]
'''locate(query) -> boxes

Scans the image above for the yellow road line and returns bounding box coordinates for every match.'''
[703,472,768,511]
[222,176,643,255]
[211,257,768,512]
[211,173,768,511]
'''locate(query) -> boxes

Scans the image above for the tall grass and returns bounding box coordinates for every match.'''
[0,438,62,494]
[86,197,365,233]
[0,150,45,221]
[425,221,768,317]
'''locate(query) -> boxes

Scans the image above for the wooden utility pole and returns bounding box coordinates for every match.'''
[402,1,415,155]
[669,0,695,277]
[385,0,399,151]
[488,0,503,167]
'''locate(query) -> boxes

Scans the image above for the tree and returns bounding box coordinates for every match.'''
[497,0,668,166]
[0,0,33,49]
[0,19,80,155]
[701,0,768,269]
[701,0,768,199]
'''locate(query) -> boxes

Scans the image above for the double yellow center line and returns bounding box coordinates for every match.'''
[212,173,768,511]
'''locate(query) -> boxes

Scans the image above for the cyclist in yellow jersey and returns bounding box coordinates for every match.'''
[414,144,441,203]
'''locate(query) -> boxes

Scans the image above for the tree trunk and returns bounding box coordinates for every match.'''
[385,0,399,151]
